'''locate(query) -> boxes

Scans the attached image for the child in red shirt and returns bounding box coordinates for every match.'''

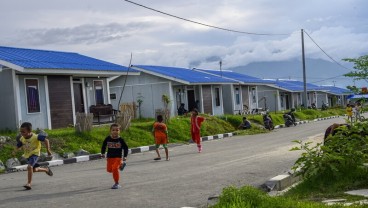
[191,109,205,153]
[152,115,169,161]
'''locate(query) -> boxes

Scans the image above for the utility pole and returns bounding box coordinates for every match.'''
[219,60,223,77]
[301,29,308,107]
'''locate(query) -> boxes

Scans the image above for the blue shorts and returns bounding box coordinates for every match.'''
[27,155,40,168]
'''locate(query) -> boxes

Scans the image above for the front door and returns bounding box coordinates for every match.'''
[187,90,195,111]
[73,83,84,113]
[285,94,290,109]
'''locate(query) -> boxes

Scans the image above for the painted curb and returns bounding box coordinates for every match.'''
[263,171,301,192]
[7,115,341,172]
[7,131,238,172]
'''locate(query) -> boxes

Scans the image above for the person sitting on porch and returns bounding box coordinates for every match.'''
[177,103,188,116]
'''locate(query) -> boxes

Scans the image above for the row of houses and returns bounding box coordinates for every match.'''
[0,46,350,130]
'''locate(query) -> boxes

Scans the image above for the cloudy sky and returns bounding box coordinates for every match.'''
[1,0,367,85]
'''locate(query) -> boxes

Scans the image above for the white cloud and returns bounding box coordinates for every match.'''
[0,0,367,75]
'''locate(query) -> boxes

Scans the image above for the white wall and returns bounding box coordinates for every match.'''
[110,73,172,118]
[0,69,17,130]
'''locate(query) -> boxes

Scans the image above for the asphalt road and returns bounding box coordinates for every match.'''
[0,116,346,208]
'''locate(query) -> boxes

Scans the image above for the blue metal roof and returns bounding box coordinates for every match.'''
[319,85,351,95]
[0,46,137,72]
[266,79,323,92]
[195,69,274,84]
[133,65,237,84]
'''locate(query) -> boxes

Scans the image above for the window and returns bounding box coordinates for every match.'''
[215,87,220,106]
[110,93,116,100]
[25,79,40,113]
[235,87,240,105]
[94,80,104,105]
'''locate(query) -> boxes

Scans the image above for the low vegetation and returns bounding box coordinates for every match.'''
[212,110,368,207]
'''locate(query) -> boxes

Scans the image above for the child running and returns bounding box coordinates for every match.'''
[13,122,53,190]
[101,123,128,189]
[346,104,353,123]
[190,109,205,153]
[152,115,169,161]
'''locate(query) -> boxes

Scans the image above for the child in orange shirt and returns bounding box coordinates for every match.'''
[101,123,128,189]
[152,115,169,161]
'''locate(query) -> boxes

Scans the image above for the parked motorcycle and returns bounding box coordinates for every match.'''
[321,103,328,110]
[283,113,294,127]
[263,114,274,130]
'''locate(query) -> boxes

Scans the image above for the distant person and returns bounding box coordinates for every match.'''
[101,123,128,189]
[194,100,200,111]
[177,103,187,116]
[346,104,353,123]
[12,122,53,190]
[190,109,205,153]
[152,115,169,161]
[238,117,251,130]
[311,103,316,109]
[287,108,296,123]
[323,123,350,144]
[263,112,274,130]
[355,102,362,121]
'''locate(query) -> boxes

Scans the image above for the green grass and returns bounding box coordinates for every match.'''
[211,186,362,208]
[283,162,368,203]
[0,108,346,166]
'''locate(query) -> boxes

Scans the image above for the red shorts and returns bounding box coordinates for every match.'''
[155,136,168,145]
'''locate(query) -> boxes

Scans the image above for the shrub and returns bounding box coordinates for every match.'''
[291,122,368,181]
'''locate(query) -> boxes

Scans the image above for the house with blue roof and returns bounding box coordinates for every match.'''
[263,79,333,110]
[195,69,316,112]
[109,65,238,117]
[0,46,139,130]
[319,85,350,107]
[195,69,278,113]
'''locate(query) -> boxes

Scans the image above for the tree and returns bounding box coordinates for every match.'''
[161,94,171,123]
[346,85,360,94]
[343,55,368,82]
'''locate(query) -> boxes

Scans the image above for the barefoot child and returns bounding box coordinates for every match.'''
[152,115,169,161]
[190,109,205,153]
[101,123,128,189]
[13,122,53,190]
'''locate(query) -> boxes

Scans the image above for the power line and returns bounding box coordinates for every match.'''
[303,31,352,71]
[123,0,354,85]
[310,74,346,84]
[124,0,291,36]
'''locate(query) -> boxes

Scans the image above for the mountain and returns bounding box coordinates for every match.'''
[227,58,360,88]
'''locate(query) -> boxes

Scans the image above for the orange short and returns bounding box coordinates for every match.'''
[107,157,121,173]
[155,136,168,145]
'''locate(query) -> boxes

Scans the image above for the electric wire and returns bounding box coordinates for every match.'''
[124,0,291,36]
[303,31,352,71]
[309,74,346,84]
[123,0,355,86]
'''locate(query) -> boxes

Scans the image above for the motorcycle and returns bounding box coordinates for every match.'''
[283,113,295,127]
[263,114,274,130]
[321,103,328,110]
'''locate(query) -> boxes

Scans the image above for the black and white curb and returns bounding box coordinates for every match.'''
[8,132,238,172]
[274,115,340,129]
[8,116,340,172]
